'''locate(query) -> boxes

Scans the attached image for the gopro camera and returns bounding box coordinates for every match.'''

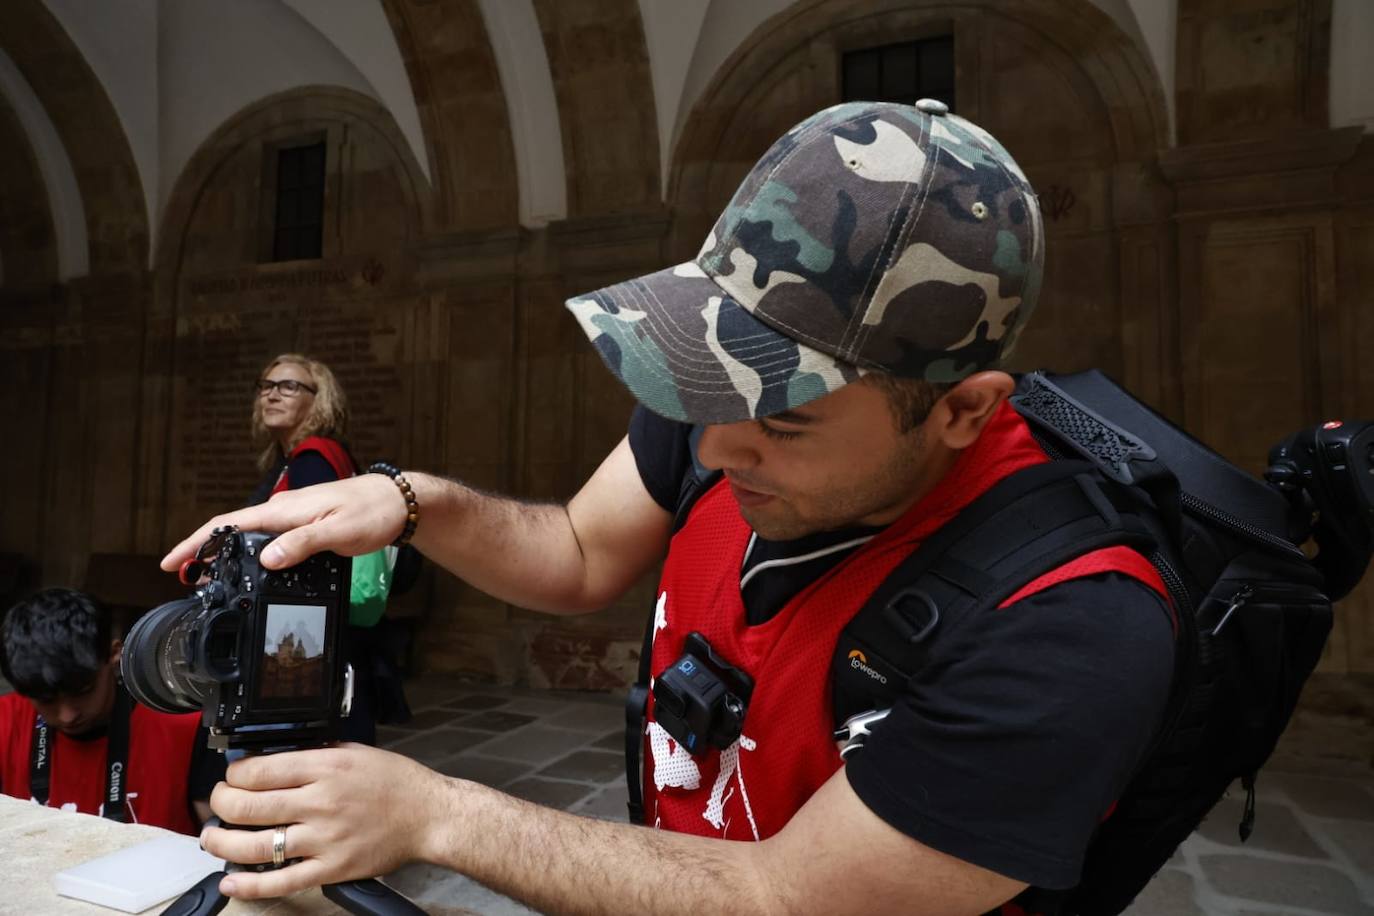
[652,631,754,755]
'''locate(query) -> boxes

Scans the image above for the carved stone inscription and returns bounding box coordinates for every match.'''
[173,259,403,515]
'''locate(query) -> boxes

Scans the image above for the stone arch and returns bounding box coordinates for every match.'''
[156,86,432,283]
[377,0,520,232]
[0,92,58,292]
[0,0,147,277]
[673,0,1166,197]
[668,0,1171,386]
[531,0,661,218]
[145,86,436,545]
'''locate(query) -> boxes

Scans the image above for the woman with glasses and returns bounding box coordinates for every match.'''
[244,354,382,745]
[247,353,351,505]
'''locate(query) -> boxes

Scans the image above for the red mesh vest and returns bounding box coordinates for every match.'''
[642,404,1165,839]
[270,436,354,495]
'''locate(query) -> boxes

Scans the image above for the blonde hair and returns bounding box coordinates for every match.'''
[252,353,350,471]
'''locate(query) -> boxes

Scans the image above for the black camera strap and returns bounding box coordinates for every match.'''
[30,684,133,822]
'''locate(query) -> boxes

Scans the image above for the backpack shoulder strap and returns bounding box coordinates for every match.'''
[626,448,723,823]
[832,459,1164,728]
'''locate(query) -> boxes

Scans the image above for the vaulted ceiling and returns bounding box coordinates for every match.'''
[1,0,1371,282]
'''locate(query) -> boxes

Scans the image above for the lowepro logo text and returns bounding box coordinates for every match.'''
[847,649,888,685]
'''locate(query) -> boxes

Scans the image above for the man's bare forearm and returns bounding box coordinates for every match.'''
[406,473,596,612]
[419,776,780,916]
[401,437,671,614]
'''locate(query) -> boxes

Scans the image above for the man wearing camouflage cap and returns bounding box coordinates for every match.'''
[169,101,1173,914]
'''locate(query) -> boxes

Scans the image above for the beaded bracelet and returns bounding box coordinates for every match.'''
[368,462,419,547]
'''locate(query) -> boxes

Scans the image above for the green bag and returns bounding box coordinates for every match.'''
[349,546,396,627]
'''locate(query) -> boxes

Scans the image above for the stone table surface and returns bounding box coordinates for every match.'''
[0,794,475,915]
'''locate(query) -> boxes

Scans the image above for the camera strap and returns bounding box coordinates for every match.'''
[29,684,133,822]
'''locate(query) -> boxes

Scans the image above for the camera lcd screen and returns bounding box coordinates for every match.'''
[258,603,329,702]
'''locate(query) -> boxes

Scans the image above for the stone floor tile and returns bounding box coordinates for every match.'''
[414,873,539,915]
[505,777,597,810]
[403,676,475,709]
[499,696,577,717]
[1200,854,1374,915]
[1198,795,1329,858]
[1121,868,1207,916]
[536,749,625,783]
[476,725,593,764]
[391,707,473,731]
[385,866,535,914]
[1317,818,1374,877]
[1265,773,1374,821]
[377,724,413,746]
[572,784,632,822]
[462,710,540,732]
[592,729,623,750]
[520,686,623,708]
[436,754,532,788]
[385,862,461,899]
[389,728,496,764]
[535,702,621,733]
[441,694,512,712]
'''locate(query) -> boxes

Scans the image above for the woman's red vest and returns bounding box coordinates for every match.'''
[642,404,1165,840]
[270,436,355,496]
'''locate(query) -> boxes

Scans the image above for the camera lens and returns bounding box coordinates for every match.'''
[122,598,218,715]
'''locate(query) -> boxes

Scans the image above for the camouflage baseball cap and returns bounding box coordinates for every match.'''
[566,99,1044,424]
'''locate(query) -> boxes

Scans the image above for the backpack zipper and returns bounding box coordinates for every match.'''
[1150,549,1193,616]
[1031,427,1304,559]
[1179,492,1306,559]
[1210,584,1253,636]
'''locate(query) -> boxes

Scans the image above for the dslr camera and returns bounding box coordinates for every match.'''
[122,526,353,751]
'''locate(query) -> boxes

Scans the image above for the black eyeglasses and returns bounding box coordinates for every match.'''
[256,378,318,397]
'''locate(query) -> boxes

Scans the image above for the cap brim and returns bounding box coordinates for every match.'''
[566,261,862,424]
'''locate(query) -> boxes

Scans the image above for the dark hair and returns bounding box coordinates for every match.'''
[859,373,953,432]
[0,588,113,701]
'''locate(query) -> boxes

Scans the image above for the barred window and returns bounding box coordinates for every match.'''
[842,36,955,111]
[271,141,326,262]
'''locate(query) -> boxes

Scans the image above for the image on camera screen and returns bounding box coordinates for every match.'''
[259,603,328,701]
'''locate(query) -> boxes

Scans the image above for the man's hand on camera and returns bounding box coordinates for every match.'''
[160,474,408,572]
[201,744,445,899]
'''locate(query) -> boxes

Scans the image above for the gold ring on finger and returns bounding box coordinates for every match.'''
[272,824,288,868]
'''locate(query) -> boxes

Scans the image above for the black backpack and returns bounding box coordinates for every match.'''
[624,369,1359,914]
[831,370,1337,915]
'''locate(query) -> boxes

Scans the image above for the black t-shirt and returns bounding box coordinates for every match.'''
[628,404,1175,891]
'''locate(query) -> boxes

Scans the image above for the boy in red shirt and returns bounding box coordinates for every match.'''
[0,588,224,833]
